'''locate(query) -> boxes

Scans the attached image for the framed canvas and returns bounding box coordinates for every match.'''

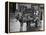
[5,1,45,33]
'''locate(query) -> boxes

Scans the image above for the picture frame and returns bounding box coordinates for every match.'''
[5,1,45,33]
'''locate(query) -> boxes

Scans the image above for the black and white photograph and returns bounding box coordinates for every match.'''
[5,2,45,33]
